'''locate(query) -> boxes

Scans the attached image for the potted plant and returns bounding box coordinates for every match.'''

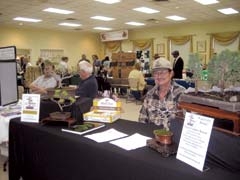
[49,88,76,120]
[153,128,173,145]
[187,53,203,93]
[180,50,240,112]
[153,103,176,145]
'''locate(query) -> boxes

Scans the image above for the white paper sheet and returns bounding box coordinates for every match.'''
[84,128,128,143]
[110,133,151,151]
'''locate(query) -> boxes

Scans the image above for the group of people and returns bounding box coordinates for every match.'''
[28,50,186,126]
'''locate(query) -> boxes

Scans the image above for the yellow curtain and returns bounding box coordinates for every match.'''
[211,31,240,45]
[104,41,122,53]
[209,31,240,58]
[132,39,153,50]
[167,35,192,45]
[166,35,193,59]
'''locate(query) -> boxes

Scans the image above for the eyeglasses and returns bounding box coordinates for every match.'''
[153,69,170,76]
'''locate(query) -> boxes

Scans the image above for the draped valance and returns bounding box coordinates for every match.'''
[210,31,240,46]
[104,41,122,52]
[132,38,153,50]
[166,35,193,59]
[167,35,192,45]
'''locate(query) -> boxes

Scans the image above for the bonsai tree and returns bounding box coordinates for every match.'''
[187,53,202,93]
[208,49,240,94]
[153,110,174,145]
[153,100,177,145]
[51,89,76,112]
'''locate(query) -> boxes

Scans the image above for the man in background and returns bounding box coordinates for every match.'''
[29,60,57,95]
[171,50,184,79]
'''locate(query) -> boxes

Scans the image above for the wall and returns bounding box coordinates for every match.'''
[125,17,240,67]
[1,17,239,69]
[0,26,101,67]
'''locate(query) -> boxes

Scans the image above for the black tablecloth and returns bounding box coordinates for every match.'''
[8,117,240,180]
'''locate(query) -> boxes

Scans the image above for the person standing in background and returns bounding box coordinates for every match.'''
[58,56,69,76]
[36,57,45,74]
[92,54,101,76]
[78,54,90,63]
[171,50,184,79]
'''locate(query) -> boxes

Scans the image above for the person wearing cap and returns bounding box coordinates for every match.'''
[172,50,184,79]
[138,58,185,125]
[153,53,160,60]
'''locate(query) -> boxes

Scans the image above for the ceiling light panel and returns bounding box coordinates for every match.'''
[125,22,145,26]
[166,15,186,21]
[43,8,74,14]
[59,23,81,27]
[91,16,115,21]
[133,7,159,14]
[94,0,121,4]
[93,27,112,30]
[218,8,239,15]
[194,0,219,5]
[13,17,42,22]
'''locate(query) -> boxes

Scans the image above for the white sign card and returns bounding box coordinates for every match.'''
[21,94,40,123]
[176,112,214,171]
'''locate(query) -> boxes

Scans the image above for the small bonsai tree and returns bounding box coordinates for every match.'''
[208,49,240,94]
[187,53,202,93]
[51,89,76,112]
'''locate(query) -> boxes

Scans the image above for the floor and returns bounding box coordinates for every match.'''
[0,98,141,179]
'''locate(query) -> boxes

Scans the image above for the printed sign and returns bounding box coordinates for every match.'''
[176,112,214,171]
[21,94,40,123]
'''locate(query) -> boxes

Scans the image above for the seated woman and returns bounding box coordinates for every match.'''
[128,62,146,100]
[29,60,57,95]
[138,58,185,125]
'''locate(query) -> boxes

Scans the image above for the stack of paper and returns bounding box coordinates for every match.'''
[110,133,151,151]
[84,128,128,143]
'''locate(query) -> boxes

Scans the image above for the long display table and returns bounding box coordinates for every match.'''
[9,118,240,180]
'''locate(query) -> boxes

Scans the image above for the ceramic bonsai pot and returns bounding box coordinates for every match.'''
[154,129,173,145]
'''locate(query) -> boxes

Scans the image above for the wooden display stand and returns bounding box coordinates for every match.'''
[147,139,178,157]
[178,102,240,136]
[111,52,136,78]
[41,112,76,127]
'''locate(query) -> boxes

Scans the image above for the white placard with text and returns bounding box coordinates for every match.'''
[21,94,40,123]
[176,112,214,171]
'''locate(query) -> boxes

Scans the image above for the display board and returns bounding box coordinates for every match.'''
[0,46,18,106]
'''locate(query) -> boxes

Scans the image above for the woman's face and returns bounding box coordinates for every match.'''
[153,69,173,86]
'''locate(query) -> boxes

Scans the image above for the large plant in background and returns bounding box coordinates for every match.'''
[208,49,240,94]
[187,53,202,93]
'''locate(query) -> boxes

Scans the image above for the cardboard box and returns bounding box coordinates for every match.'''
[83,98,122,123]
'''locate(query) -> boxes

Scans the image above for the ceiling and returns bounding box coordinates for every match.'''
[0,0,239,33]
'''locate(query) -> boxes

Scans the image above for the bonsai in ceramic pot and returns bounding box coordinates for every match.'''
[153,103,176,145]
[154,128,173,145]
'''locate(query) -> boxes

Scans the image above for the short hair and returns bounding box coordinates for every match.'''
[134,62,141,70]
[61,56,68,61]
[79,60,93,74]
[171,50,179,56]
[44,59,53,66]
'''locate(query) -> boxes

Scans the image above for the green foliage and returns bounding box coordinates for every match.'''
[53,89,76,104]
[208,49,240,87]
[52,88,76,112]
[73,123,94,132]
[153,129,172,135]
[187,53,202,80]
